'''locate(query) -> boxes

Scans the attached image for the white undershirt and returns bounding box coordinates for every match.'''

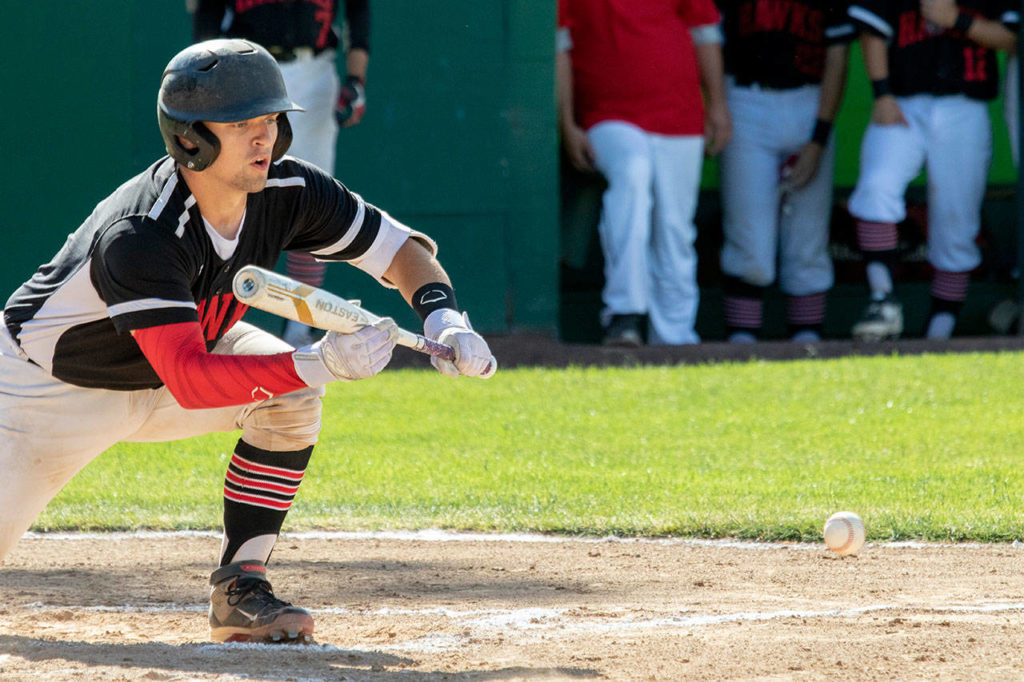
[202,211,245,260]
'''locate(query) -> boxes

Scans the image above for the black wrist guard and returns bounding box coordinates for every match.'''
[811,119,832,146]
[411,282,458,321]
[871,77,892,99]
[954,12,975,34]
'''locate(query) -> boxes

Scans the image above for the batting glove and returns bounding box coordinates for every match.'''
[292,317,397,386]
[423,309,497,378]
[335,75,366,127]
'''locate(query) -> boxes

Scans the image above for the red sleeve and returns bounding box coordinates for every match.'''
[679,0,721,27]
[557,0,571,30]
[132,322,309,410]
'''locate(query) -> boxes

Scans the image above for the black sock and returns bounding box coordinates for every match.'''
[220,440,313,567]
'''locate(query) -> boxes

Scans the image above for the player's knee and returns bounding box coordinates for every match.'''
[240,385,325,451]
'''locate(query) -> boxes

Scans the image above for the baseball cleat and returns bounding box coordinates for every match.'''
[851,295,903,342]
[209,560,315,644]
[603,314,643,348]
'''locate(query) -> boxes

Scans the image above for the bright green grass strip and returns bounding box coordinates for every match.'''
[35,351,1024,542]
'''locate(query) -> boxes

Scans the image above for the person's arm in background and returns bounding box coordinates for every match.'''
[692,23,732,156]
[920,0,1017,51]
[786,42,851,189]
[337,0,370,127]
[190,0,227,42]
[860,31,907,126]
[556,27,596,173]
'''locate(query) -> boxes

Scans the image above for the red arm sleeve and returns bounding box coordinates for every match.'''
[132,322,309,410]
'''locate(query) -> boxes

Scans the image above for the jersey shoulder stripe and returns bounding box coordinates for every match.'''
[848,5,891,38]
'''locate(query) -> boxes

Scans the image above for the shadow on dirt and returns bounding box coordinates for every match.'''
[0,634,601,680]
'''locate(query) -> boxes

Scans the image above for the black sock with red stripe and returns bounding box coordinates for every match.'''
[219,440,313,567]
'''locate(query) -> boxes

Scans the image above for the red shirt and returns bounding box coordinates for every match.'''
[559,0,721,135]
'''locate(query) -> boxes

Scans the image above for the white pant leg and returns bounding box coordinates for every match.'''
[279,51,341,173]
[924,97,991,273]
[0,328,149,561]
[719,86,787,287]
[779,136,837,296]
[588,121,654,324]
[847,97,931,224]
[647,133,705,345]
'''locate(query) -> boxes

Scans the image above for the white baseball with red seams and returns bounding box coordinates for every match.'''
[823,511,866,556]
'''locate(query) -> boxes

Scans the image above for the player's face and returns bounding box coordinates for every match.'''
[204,114,280,193]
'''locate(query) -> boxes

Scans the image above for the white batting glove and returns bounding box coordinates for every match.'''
[292,318,398,386]
[423,309,497,378]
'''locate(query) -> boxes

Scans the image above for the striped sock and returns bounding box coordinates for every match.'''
[855,220,898,298]
[786,292,827,337]
[722,277,765,338]
[219,440,313,566]
[926,270,970,339]
[286,252,327,287]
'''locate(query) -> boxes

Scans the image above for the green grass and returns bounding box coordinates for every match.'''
[35,351,1024,543]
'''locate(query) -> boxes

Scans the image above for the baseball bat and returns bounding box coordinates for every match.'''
[232,265,495,378]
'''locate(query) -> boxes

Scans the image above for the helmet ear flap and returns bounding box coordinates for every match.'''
[158,109,221,171]
[272,113,293,162]
[177,122,221,171]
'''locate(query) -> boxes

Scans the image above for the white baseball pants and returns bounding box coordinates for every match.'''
[847,95,992,274]
[718,82,836,295]
[587,120,705,345]
[0,322,324,562]
[279,50,341,172]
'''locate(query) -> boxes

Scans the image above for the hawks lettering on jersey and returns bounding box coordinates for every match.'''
[848,0,1013,99]
[722,1,855,89]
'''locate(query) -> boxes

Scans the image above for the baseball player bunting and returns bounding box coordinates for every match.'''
[0,39,495,646]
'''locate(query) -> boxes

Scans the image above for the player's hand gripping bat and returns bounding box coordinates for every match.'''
[232,265,496,378]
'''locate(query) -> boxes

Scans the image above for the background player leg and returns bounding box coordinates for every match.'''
[647,133,703,345]
[588,121,655,347]
[922,98,990,339]
[847,113,928,341]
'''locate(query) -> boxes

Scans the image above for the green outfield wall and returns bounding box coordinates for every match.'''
[0,4,1017,340]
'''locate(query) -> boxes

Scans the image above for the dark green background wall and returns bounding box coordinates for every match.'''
[0,1,559,336]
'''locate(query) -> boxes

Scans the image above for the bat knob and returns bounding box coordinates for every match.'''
[231,267,267,303]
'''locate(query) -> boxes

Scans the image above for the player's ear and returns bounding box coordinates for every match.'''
[177,136,198,151]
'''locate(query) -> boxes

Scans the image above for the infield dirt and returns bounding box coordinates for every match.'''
[2,532,1024,680]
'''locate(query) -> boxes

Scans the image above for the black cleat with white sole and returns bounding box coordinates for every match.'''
[209,560,315,644]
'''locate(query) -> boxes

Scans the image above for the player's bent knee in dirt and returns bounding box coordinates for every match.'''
[239,384,326,451]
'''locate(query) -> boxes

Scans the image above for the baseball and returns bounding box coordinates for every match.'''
[823,511,866,556]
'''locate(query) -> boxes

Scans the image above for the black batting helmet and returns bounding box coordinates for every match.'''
[157,39,304,171]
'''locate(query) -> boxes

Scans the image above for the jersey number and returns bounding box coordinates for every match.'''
[963,47,987,83]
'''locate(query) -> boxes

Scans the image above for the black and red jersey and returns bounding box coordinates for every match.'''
[849,0,1018,100]
[719,1,855,89]
[192,0,369,53]
[3,156,391,391]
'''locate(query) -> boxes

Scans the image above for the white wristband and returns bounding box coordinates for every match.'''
[423,308,465,340]
[292,348,336,387]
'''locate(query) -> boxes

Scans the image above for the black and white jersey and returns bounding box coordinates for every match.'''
[719,1,856,89]
[849,0,1018,100]
[3,155,422,391]
[192,0,370,54]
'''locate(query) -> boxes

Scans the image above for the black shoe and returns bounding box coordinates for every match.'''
[209,561,314,644]
[603,314,643,348]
